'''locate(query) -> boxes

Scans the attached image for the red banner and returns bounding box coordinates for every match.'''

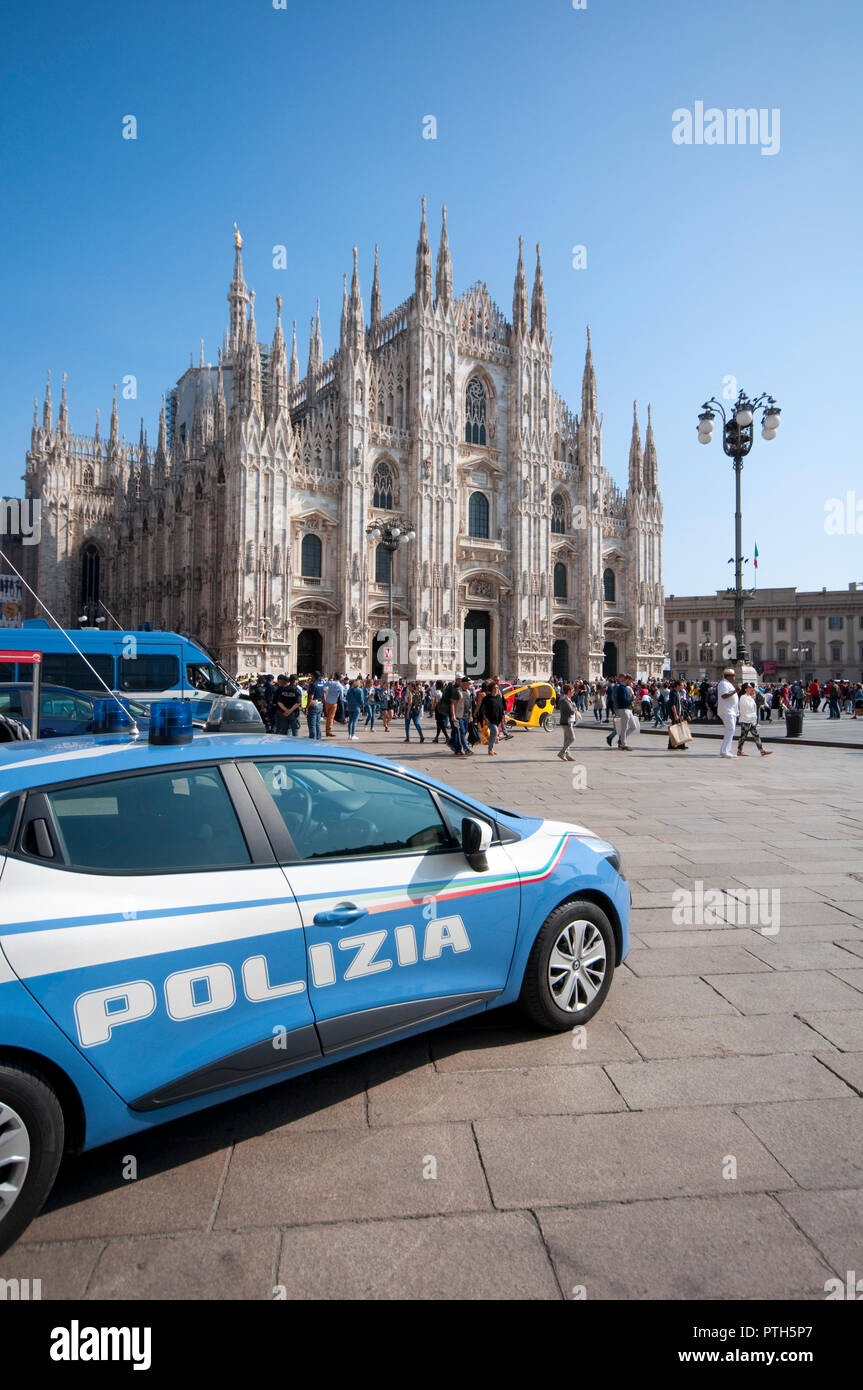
[0,650,41,663]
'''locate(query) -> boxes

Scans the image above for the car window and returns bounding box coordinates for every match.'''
[0,690,23,715]
[0,796,19,849]
[43,654,115,689]
[45,767,251,873]
[254,760,453,862]
[436,792,493,841]
[40,693,92,720]
[119,655,180,692]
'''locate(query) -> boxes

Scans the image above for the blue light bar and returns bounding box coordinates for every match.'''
[148,701,193,745]
[91,699,135,735]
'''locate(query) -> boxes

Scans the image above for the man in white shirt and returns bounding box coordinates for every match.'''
[716,668,739,758]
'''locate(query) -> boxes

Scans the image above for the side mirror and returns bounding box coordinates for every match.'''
[461,816,492,872]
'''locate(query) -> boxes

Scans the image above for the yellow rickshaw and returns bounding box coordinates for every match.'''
[504,681,559,731]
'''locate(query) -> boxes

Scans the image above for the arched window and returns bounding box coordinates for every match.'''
[465,376,487,446]
[375,543,391,584]
[386,389,394,426]
[551,493,566,534]
[80,544,100,606]
[373,462,394,510]
[301,533,322,578]
[468,491,489,539]
[82,464,94,488]
[603,568,616,603]
[554,562,567,598]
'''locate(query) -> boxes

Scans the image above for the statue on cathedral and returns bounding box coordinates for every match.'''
[233,223,242,249]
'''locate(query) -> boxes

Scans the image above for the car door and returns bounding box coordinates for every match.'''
[243,757,522,1056]
[0,761,318,1112]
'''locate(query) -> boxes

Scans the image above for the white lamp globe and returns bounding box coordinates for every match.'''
[391,526,401,538]
[735,406,754,427]
[762,427,778,440]
[698,432,711,445]
[406,529,416,541]
[370,526,381,539]
[764,411,781,431]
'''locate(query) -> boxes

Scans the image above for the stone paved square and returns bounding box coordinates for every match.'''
[2,730,861,1300]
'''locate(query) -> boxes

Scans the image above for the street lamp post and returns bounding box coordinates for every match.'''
[697,391,781,683]
[365,518,416,673]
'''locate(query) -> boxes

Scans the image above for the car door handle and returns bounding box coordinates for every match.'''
[313,903,369,926]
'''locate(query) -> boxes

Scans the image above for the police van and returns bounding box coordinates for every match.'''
[0,711,629,1252]
[0,625,236,705]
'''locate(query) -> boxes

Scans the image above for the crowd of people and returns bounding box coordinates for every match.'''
[236,669,863,762]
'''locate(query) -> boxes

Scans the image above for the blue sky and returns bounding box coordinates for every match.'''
[1,0,860,595]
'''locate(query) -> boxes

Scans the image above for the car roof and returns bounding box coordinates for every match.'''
[0,733,499,815]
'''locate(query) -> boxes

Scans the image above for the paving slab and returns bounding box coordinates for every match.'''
[741,939,863,972]
[623,946,769,977]
[619,1015,838,1060]
[85,1230,279,1300]
[814,1051,863,1094]
[703,970,863,1015]
[604,975,740,1022]
[829,968,863,995]
[538,1195,833,1300]
[473,1109,794,1208]
[0,1241,105,1300]
[604,1055,852,1109]
[26,1140,230,1242]
[634,928,767,948]
[431,1017,640,1070]
[367,1064,624,1125]
[736,1099,863,1189]
[775,1189,863,1278]
[276,1212,560,1299]
[215,1124,490,1228]
[800,1011,863,1051]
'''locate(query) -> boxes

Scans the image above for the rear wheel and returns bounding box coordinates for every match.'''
[0,1063,64,1255]
[539,711,555,731]
[519,900,615,1030]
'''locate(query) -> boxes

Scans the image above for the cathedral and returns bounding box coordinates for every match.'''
[22,201,667,681]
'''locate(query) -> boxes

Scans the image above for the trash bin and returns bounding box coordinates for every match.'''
[785,709,804,738]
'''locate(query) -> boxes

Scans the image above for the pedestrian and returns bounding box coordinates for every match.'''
[346,678,366,740]
[482,678,506,756]
[306,670,325,740]
[275,674,302,735]
[666,679,690,751]
[403,682,425,742]
[737,683,773,757]
[556,682,578,761]
[716,667,739,758]
[606,673,634,751]
[593,681,605,722]
[449,676,472,756]
[323,674,342,737]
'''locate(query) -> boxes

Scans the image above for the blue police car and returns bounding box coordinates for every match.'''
[0,713,629,1252]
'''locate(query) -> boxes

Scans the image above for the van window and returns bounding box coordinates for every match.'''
[0,663,14,682]
[119,654,180,692]
[0,690,24,716]
[43,653,115,690]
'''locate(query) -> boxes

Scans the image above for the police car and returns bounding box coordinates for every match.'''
[0,709,629,1252]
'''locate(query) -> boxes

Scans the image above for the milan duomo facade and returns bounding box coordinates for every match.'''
[23,201,667,681]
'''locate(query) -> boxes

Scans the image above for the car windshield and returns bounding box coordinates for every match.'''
[186,662,231,695]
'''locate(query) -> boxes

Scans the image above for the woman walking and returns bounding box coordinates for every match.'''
[403,682,425,742]
[667,679,690,751]
[737,683,773,757]
[556,682,577,761]
[481,679,506,756]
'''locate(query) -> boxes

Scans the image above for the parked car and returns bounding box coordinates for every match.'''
[0,684,151,738]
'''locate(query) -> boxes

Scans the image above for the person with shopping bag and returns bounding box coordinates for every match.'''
[667,679,691,751]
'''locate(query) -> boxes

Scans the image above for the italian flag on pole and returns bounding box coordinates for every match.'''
[754,543,759,569]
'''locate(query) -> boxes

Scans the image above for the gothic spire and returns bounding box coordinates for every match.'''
[307,314,317,382]
[228,222,249,356]
[371,243,382,328]
[628,401,643,491]
[268,295,288,423]
[347,245,364,349]
[512,236,528,338]
[530,242,547,338]
[415,196,433,306]
[435,205,453,313]
[340,272,348,342]
[582,325,597,419]
[157,394,168,461]
[215,353,227,438]
[58,372,68,435]
[644,403,658,491]
[315,298,323,364]
[109,383,119,447]
[290,319,299,389]
[246,289,261,410]
[42,371,52,433]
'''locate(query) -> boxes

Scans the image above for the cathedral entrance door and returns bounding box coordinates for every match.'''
[552,640,570,681]
[602,641,618,678]
[372,631,388,679]
[464,610,491,679]
[297,628,323,676]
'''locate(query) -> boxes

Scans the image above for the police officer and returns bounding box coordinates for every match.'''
[276,674,303,736]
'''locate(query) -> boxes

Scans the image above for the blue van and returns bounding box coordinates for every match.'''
[0,625,236,706]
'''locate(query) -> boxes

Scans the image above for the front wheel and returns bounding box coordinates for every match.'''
[0,1063,64,1255]
[539,711,556,731]
[518,900,616,1030]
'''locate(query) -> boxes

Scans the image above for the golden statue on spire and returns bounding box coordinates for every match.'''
[233,221,242,250]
